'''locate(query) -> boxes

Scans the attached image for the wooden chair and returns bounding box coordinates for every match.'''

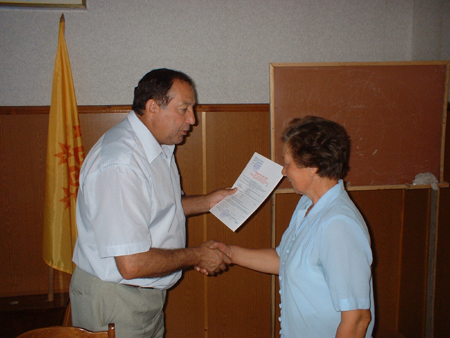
[62,301,72,327]
[16,323,115,338]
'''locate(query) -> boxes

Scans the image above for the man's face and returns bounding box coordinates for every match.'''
[146,79,196,145]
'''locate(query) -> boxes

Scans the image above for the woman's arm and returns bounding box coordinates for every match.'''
[335,309,371,338]
[212,242,280,275]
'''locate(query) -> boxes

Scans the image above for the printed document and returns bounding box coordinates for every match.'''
[210,152,283,231]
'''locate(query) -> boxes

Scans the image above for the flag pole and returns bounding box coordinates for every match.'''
[45,14,63,303]
[48,266,55,302]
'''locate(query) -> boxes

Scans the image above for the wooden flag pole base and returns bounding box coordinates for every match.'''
[47,266,54,302]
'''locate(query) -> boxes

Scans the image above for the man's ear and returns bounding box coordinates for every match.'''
[145,99,159,119]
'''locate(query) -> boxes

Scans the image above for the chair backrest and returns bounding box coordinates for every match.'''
[63,300,72,327]
[16,323,115,338]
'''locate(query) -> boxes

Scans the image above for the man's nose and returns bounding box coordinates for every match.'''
[186,109,196,125]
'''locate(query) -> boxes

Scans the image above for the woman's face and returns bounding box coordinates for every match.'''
[282,147,314,195]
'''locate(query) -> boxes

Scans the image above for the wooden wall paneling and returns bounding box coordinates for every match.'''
[2,104,447,337]
[203,107,272,338]
[434,103,450,337]
[79,113,127,153]
[349,190,405,337]
[164,110,205,337]
[0,114,49,296]
[397,189,429,337]
[435,187,450,337]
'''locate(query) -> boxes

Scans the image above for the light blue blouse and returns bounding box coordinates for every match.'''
[276,180,374,337]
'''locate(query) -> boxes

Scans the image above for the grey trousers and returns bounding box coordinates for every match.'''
[70,267,166,338]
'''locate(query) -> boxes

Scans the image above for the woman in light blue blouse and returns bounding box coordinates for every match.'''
[212,116,374,338]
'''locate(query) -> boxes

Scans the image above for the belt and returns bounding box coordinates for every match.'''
[123,284,155,289]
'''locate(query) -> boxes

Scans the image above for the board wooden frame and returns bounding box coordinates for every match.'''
[270,61,450,191]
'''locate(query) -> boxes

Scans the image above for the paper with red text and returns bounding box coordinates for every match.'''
[210,152,283,231]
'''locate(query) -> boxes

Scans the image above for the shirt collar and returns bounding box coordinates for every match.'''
[306,179,344,219]
[127,111,175,163]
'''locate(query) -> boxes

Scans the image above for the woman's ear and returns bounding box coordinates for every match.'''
[308,167,318,177]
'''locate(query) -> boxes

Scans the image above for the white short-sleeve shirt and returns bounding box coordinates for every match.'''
[73,111,186,289]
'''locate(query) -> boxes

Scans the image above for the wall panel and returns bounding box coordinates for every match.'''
[164,109,205,337]
[350,190,405,336]
[398,189,429,337]
[0,104,448,337]
[434,103,450,337]
[203,107,272,338]
[0,114,49,296]
[435,188,450,338]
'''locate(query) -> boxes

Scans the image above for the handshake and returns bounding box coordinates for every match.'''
[193,240,232,276]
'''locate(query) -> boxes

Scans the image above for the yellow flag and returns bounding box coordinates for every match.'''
[43,14,84,274]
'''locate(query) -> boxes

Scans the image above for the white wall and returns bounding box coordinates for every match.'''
[0,0,448,106]
[412,0,448,60]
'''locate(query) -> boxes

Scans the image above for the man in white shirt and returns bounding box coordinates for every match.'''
[70,68,235,338]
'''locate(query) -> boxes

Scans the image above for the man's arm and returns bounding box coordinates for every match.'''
[115,240,230,279]
[335,309,371,338]
[181,188,237,216]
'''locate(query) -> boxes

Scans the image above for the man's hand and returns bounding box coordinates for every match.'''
[182,188,237,216]
[207,187,237,208]
[195,240,232,276]
[197,243,281,275]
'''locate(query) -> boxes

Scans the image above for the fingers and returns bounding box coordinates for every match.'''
[195,243,232,276]
[221,187,238,196]
[201,240,214,248]
[195,266,209,275]
[205,251,229,275]
[209,241,232,260]
[208,187,238,208]
[222,253,232,265]
[194,264,226,275]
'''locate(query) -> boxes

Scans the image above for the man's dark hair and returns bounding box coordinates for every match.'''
[132,68,195,116]
[282,115,351,180]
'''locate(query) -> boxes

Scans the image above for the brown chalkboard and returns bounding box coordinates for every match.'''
[270,62,449,190]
